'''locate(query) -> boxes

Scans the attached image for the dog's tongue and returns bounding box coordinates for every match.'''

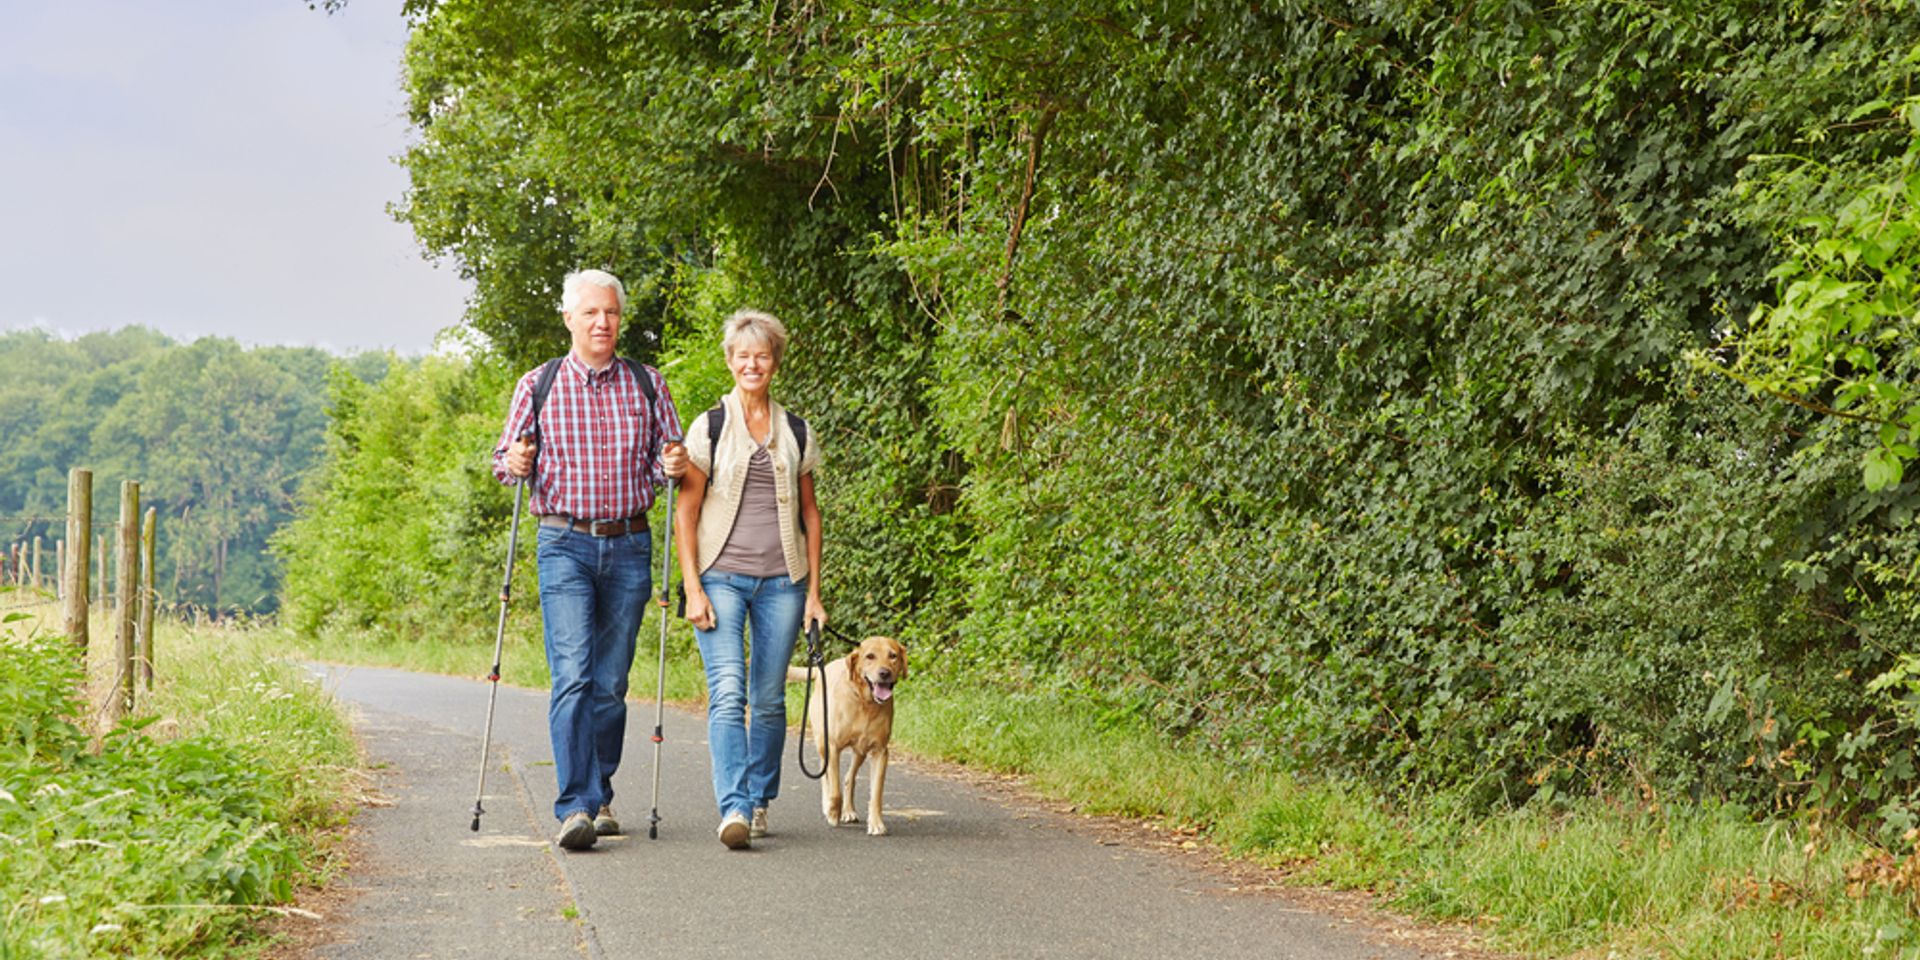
[873,683,894,703]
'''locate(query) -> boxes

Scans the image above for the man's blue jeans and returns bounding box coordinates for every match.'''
[535,525,651,822]
[694,571,805,819]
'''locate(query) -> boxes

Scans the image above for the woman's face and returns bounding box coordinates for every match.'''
[727,335,777,394]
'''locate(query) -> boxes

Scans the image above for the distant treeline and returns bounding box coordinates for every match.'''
[0,328,390,614]
[284,1,1920,839]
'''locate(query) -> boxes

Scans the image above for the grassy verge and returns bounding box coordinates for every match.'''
[283,616,1920,958]
[900,683,1920,959]
[0,593,357,959]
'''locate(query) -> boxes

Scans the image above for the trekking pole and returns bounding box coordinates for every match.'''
[471,470,530,832]
[647,480,676,840]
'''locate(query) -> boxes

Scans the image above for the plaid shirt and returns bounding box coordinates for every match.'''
[492,354,684,520]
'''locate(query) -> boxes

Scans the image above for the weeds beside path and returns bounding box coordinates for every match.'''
[0,598,357,959]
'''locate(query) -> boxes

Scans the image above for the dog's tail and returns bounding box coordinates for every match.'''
[785,665,823,684]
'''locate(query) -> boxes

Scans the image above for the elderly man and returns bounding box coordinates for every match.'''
[494,268,688,852]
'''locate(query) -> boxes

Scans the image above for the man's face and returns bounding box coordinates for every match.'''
[565,285,622,366]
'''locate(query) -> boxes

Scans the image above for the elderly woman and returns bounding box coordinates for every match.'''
[675,309,825,850]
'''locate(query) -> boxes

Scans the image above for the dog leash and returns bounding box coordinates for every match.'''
[796,621,830,780]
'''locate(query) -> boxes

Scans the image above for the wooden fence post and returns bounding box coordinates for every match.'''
[65,469,90,658]
[32,536,42,591]
[55,539,65,602]
[139,507,156,691]
[114,481,139,719]
[96,533,106,606]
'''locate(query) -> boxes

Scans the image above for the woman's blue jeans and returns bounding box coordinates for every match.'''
[694,570,805,819]
[535,525,651,822]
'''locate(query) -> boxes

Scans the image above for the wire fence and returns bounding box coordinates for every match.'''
[1,515,66,601]
[0,513,120,529]
[0,506,153,612]
[0,471,165,725]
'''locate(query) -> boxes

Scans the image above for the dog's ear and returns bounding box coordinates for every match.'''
[843,647,870,697]
[892,639,909,680]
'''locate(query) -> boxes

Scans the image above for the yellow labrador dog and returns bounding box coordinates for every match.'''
[787,636,908,835]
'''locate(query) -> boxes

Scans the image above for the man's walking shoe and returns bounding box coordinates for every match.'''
[557,811,597,851]
[749,806,769,839]
[718,812,751,850]
[593,805,621,837]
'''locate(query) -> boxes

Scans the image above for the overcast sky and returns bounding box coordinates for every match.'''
[0,0,472,355]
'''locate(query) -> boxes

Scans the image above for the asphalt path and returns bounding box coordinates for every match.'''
[299,662,1452,960]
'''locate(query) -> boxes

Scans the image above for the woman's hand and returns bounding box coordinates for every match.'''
[804,593,827,634]
[683,587,717,631]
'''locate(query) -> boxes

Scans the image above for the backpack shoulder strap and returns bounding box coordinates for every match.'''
[617,356,658,404]
[527,357,565,442]
[704,405,725,489]
[785,411,807,463]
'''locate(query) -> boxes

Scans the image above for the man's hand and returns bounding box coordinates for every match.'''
[662,441,688,480]
[505,437,537,478]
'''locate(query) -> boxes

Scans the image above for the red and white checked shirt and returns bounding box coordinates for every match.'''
[492,354,684,520]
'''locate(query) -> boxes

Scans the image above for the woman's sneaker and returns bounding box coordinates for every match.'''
[750,806,769,838]
[718,812,751,849]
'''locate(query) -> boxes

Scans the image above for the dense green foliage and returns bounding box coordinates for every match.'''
[287,0,1920,839]
[275,355,520,639]
[0,329,380,613]
[1697,85,1920,493]
[0,619,354,957]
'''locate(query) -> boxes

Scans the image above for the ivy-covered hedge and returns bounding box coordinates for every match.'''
[288,0,1920,838]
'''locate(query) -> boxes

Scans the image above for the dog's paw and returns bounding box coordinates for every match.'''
[867,818,888,836]
[838,808,861,825]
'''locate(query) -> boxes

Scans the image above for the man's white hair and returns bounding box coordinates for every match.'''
[560,269,628,314]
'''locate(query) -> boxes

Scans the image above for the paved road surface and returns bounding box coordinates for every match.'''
[298,663,1450,960]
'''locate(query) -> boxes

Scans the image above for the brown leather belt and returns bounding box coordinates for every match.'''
[539,514,648,537]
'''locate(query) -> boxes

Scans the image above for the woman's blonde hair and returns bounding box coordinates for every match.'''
[722,309,789,366]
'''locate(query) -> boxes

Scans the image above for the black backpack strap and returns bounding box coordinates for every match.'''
[617,357,663,482]
[785,411,809,537]
[704,406,725,489]
[617,356,658,404]
[785,411,807,464]
[527,357,565,445]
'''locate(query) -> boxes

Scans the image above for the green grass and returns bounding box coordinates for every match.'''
[0,594,357,959]
[890,678,1917,959]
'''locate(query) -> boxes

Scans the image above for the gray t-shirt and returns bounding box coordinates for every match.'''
[711,444,788,578]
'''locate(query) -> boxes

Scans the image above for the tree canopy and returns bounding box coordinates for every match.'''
[0,329,371,614]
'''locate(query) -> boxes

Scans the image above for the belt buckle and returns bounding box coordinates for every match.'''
[588,518,617,536]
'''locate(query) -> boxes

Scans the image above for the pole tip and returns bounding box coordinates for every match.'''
[470,816,481,832]
[648,824,658,840]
